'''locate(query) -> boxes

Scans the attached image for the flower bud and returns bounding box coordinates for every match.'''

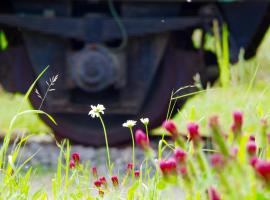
[94,180,102,188]
[187,122,200,141]
[246,141,257,155]
[162,120,178,139]
[69,160,75,169]
[135,129,149,150]
[72,152,80,163]
[174,148,187,164]
[210,153,224,168]
[92,166,98,179]
[255,159,270,181]
[231,111,243,134]
[159,158,177,176]
[179,166,187,176]
[249,156,258,167]
[127,163,133,171]
[111,176,119,187]
[134,170,140,178]
[99,176,107,185]
[208,186,221,200]
[249,135,255,141]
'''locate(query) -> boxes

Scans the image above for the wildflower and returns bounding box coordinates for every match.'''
[179,166,187,176]
[122,120,137,128]
[111,176,119,187]
[135,129,149,149]
[249,156,258,167]
[88,104,105,118]
[69,160,75,169]
[231,110,243,134]
[71,152,80,163]
[210,153,224,168]
[208,186,221,200]
[187,122,201,141]
[159,158,177,175]
[99,176,107,185]
[94,180,102,188]
[174,148,187,164]
[233,111,243,126]
[140,118,149,126]
[162,120,178,138]
[127,163,133,171]
[92,166,98,178]
[255,159,270,181]
[249,135,255,141]
[134,170,140,178]
[246,141,257,155]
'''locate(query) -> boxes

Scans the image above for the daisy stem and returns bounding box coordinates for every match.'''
[99,116,111,175]
[129,127,135,180]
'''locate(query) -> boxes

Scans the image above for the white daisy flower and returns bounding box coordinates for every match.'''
[122,120,137,128]
[140,118,149,125]
[88,104,105,118]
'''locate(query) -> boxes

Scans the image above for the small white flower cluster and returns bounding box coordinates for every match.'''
[88,104,150,128]
[122,118,149,128]
[122,120,137,128]
[88,104,105,118]
[140,118,149,126]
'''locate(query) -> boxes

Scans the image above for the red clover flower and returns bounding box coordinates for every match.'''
[72,152,80,164]
[135,129,149,150]
[111,176,119,187]
[174,148,187,164]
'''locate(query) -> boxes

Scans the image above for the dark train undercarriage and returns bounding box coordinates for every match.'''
[0,0,269,146]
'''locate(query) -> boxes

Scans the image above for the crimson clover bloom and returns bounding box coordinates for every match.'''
[255,159,270,181]
[249,135,255,141]
[134,170,140,178]
[135,129,149,150]
[159,158,177,176]
[231,111,243,134]
[210,153,224,168]
[127,163,133,170]
[111,176,119,187]
[162,120,178,139]
[99,176,107,185]
[69,160,75,169]
[187,122,200,141]
[94,180,102,188]
[92,166,98,179]
[208,186,221,200]
[72,152,80,164]
[249,156,258,167]
[179,166,187,176]
[246,141,257,155]
[174,148,187,164]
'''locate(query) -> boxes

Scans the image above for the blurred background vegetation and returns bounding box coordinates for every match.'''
[1,27,270,138]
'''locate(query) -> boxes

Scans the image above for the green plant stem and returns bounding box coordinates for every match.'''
[145,124,149,181]
[129,127,135,180]
[99,116,111,175]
